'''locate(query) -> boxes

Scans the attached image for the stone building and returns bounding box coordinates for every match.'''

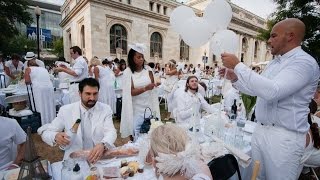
[60,0,272,67]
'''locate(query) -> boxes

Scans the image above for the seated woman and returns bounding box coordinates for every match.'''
[146,124,212,180]
[301,99,320,168]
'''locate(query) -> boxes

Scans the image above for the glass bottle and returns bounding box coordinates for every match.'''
[231,99,237,120]
[60,119,81,150]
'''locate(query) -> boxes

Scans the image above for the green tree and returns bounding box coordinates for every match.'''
[53,38,64,57]
[0,0,32,46]
[258,0,320,61]
[1,35,36,56]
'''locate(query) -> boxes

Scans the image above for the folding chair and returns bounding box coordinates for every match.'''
[251,160,260,180]
[207,154,242,180]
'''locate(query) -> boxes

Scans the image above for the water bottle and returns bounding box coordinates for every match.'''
[60,119,81,150]
[61,159,75,180]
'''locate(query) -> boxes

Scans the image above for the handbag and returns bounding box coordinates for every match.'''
[140,107,153,134]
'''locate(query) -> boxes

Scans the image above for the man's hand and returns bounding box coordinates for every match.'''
[221,53,240,69]
[87,143,105,164]
[54,132,70,146]
[218,68,238,82]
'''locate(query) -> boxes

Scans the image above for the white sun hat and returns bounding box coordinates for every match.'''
[128,43,147,55]
[5,94,29,104]
[24,52,36,61]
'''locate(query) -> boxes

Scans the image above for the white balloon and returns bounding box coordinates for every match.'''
[170,6,196,34]
[204,0,233,32]
[180,17,212,47]
[210,30,239,56]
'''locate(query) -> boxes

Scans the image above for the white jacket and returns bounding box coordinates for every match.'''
[38,101,117,159]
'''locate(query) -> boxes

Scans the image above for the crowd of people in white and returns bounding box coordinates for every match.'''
[0,18,320,180]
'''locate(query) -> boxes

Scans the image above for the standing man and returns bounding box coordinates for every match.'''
[38,78,117,162]
[54,46,88,103]
[220,18,320,179]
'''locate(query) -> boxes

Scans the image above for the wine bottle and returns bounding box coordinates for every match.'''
[231,99,237,120]
[60,119,81,150]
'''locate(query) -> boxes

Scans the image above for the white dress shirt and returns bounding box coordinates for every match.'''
[69,56,88,82]
[233,46,320,133]
[176,90,215,125]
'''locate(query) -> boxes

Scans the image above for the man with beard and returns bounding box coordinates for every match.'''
[38,78,117,163]
[175,76,215,128]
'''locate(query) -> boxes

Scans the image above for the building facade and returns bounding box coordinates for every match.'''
[60,0,272,66]
[18,0,62,50]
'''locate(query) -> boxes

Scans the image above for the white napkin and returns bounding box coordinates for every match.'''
[212,136,251,167]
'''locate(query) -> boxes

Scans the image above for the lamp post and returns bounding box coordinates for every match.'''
[35,6,41,60]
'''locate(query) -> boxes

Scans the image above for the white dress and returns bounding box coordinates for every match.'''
[165,74,179,113]
[29,67,56,125]
[131,69,153,135]
[97,65,116,113]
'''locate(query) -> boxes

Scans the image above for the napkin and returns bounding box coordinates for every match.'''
[212,136,251,167]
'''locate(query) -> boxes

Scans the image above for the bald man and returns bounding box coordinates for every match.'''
[219,18,320,179]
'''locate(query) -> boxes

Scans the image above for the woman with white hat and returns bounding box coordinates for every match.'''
[120,43,160,140]
[23,52,45,69]
[24,57,56,125]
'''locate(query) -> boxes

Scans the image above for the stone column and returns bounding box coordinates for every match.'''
[160,5,164,14]
[153,3,157,12]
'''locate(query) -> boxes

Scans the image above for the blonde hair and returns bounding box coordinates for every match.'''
[90,57,101,66]
[150,124,188,156]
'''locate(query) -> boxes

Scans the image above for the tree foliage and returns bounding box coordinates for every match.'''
[258,0,320,60]
[0,0,32,42]
[53,38,64,57]
[1,35,37,56]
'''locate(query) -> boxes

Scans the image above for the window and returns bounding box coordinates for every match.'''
[80,25,85,49]
[254,41,259,58]
[180,40,189,60]
[127,0,131,4]
[163,6,167,15]
[157,4,161,13]
[110,24,127,54]
[149,2,154,11]
[150,32,162,58]
[212,54,216,61]
[69,33,72,48]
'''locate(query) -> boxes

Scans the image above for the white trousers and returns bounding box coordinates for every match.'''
[252,124,305,180]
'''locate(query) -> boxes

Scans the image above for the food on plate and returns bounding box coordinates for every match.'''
[102,167,120,179]
[86,175,99,180]
[127,161,139,173]
[120,161,140,178]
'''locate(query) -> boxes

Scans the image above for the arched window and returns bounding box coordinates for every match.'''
[180,40,189,60]
[110,24,127,54]
[80,25,85,49]
[150,32,162,58]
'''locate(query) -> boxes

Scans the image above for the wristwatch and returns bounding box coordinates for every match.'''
[102,142,113,150]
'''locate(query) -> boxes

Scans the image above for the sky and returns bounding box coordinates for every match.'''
[230,0,277,19]
[40,0,277,19]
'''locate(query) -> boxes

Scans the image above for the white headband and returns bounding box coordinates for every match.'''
[155,142,201,178]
